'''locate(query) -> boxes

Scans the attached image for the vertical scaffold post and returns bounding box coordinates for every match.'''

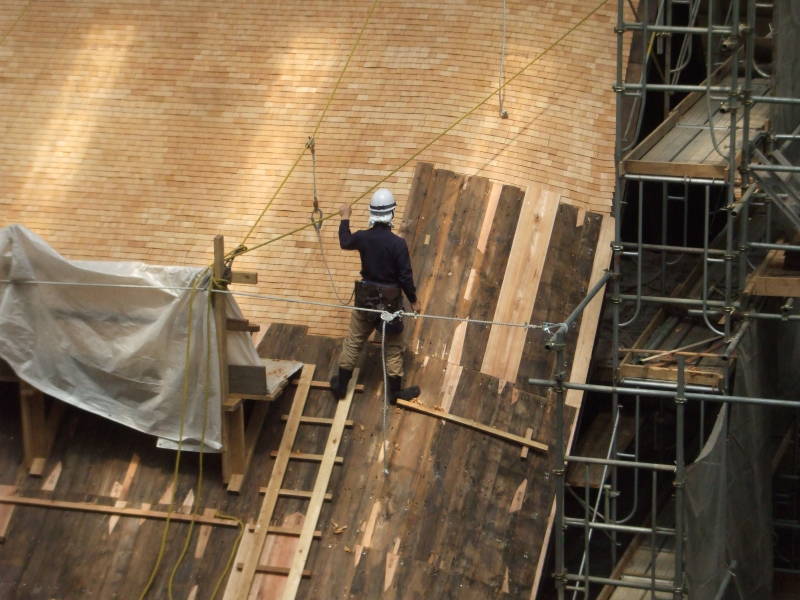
[674,357,687,599]
[551,325,568,600]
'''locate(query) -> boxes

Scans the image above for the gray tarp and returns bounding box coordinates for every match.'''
[685,307,800,599]
[0,224,266,451]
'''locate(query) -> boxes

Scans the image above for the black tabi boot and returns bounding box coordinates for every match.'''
[329,367,353,400]
[387,375,421,405]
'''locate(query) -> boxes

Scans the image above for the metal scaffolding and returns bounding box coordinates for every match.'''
[540,0,800,598]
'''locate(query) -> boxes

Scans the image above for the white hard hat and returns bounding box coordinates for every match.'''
[369,188,396,214]
[368,188,396,226]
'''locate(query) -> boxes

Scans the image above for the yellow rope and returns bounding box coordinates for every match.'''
[239,0,613,257]
[237,0,382,251]
[166,289,214,599]
[0,0,34,48]
[210,513,246,600]
[137,270,206,599]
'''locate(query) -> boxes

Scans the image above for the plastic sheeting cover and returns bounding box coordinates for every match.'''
[0,224,263,451]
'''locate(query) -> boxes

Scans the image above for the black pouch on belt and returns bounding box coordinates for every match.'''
[354,281,404,333]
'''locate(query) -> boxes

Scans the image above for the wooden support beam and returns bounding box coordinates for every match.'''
[0,485,17,542]
[230,271,258,285]
[520,428,534,460]
[214,235,246,488]
[0,494,237,527]
[19,383,50,476]
[224,403,247,493]
[226,318,260,333]
[395,399,549,453]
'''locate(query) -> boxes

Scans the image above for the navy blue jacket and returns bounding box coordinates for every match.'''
[339,220,417,303]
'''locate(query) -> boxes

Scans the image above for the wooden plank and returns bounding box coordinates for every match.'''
[460,183,525,371]
[0,494,236,527]
[269,451,344,465]
[0,485,16,542]
[282,415,354,427]
[564,214,614,409]
[214,235,242,485]
[255,565,311,577]
[481,185,560,382]
[281,368,359,600]
[622,89,704,161]
[231,401,271,494]
[224,403,247,492]
[623,60,733,162]
[226,318,260,333]
[19,382,47,475]
[395,399,548,453]
[618,363,724,388]
[194,507,217,559]
[518,204,602,395]
[745,249,800,296]
[228,364,268,396]
[622,159,727,180]
[230,271,258,285]
[416,173,490,360]
[520,428,534,459]
[233,363,316,599]
[409,168,465,348]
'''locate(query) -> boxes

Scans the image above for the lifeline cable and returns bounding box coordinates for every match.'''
[235,0,613,258]
[0,278,557,331]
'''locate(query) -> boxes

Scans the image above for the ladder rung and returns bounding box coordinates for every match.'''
[257,525,322,537]
[291,379,365,392]
[271,451,343,464]
[257,487,333,501]
[282,415,354,427]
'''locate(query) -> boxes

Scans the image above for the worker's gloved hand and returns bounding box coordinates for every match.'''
[339,204,351,219]
[410,301,420,314]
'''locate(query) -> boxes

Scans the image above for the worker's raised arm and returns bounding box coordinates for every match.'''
[338,204,358,249]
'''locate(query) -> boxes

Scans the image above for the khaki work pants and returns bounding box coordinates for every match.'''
[339,310,404,377]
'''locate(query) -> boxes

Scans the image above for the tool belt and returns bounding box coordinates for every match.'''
[354,280,402,312]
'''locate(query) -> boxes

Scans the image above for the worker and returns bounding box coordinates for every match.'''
[330,188,422,403]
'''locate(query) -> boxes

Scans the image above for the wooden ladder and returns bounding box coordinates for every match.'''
[224,363,360,600]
